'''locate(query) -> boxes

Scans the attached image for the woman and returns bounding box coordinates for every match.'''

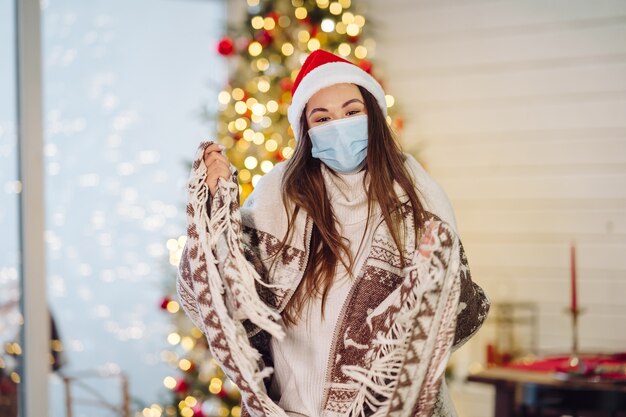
[177,49,489,417]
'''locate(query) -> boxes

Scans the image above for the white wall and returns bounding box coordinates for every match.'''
[361,1,626,415]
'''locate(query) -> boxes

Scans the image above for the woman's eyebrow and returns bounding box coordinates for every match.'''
[308,98,364,118]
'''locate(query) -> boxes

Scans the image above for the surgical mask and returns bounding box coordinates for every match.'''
[308,114,368,174]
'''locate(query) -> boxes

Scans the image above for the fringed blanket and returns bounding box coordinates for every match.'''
[177,141,490,417]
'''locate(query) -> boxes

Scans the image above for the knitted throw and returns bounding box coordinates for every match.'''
[177,141,489,417]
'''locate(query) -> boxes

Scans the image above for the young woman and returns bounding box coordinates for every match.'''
[177,49,489,417]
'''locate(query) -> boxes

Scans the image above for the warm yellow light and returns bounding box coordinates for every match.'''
[307,38,321,51]
[265,139,278,152]
[181,336,195,351]
[243,129,255,141]
[179,359,192,371]
[263,17,276,30]
[251,114,263,124]
[231,88,245,101]
[251,16,264,30]
[253,132,265,144]
[294,7,308,19]
[167,333,181,345]
[234,118,248,131]
[10,372,20,384]
[248,41,263,56]
[335,22,346,34]
[209,377,223,394]
[281,42,294,56]
[239,169,252,183]
[184,396,198,407]
[338,0,351,7]
[247,0,260,6]
[329,2,342,15]
[385,94,395,108]
[252,103,266,116]
[282,146,294,159]
[231,406,241,417]
[298,30,310,43]
[181,407,193,417]
[266,100,279,112]
[245,97,258,108]
[235,101,248,114]
[338,43,351,56]
[256,58,270,71]
[236,139,251,152]
[291,0,303,6]
[260,160,274,173]
[245,156,259,170]
[218,91,231,104]
[354,45,367,59]
[166,238,178,251]
[166,301,180,314]
[341,12,354,24]
[163,376,177,389]
[320,18,335,32]
[317,0,330,8]
[354,14,365,27]
[346,23,359,36]
[386,115,392,124]
[258,79,270,92]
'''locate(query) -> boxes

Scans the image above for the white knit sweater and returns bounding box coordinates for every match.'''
[268,165,380,417]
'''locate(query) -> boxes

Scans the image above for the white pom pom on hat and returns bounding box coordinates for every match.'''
[287,49,388,140]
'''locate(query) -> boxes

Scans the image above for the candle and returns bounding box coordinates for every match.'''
[570,241,577,313]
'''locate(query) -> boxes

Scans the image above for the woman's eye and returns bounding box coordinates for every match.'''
[316,116,330,122]
[346,110,361,116]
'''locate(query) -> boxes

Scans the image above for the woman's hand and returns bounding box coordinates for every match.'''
[203,143,231,196]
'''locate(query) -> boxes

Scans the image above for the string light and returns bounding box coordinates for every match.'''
[260,160,274,173]
[248,41,263,56]
[163,376,176,389]
[251,16,264,29]
[385,94,395,107]
[180,336,195,351]
[321,18,335,32]
[167,332,181,345]
[354,45,367,59]
[278,15,291,27]
[266,100,279,112]
[338,43,351,56]
[307,38,321,51]
[234,101,247,114]
[179,359,192,371]
[281,42,294,56]
[341,12,354,24]
[231,88,245,101]
[217,91,231,104]
[263,16,276,30]
[297,30,310,43]
[329,2,342,15]
[294,7,307,20]
[339,0,351,7]
[256,58,270,71]
[316,0,330,8]
[265,139,278,152]
[346,23,359,36]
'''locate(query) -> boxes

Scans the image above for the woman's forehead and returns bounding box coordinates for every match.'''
[306,83,363,108]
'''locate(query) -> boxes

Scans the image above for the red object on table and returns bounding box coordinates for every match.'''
[570,241,577,313]
[505,353,626,381]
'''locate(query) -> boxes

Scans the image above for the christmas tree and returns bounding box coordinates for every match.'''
[152,0,403,416]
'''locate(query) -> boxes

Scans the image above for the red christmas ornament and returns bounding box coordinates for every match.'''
[275,150,286,162]
[358,59,373,74]
[347,35,359,44]
[279,77,293,92]
[267,11,280,22]
[256,30,273,47]
[174,378,189,394]
[160,296,171,310]
[217,36,234,56]
[309,25,319,38]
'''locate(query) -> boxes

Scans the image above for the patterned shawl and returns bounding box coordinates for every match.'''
[177,141,490,417]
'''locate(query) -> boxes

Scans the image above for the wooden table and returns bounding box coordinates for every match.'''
[467,367,626,417]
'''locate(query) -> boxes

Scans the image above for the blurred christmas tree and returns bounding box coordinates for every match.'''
[152,0,404,416]
[216,0,403,202]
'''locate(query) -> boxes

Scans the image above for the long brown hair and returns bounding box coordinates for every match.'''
[277,85,427,327]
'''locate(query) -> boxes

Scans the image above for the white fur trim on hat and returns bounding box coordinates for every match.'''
[287,61,387,139]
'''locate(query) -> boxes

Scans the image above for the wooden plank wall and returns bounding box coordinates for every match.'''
[360,0,626,415]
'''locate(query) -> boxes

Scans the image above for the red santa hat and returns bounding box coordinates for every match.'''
[287,49,388,139]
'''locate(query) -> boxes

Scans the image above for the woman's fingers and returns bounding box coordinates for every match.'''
[201,142,232,195]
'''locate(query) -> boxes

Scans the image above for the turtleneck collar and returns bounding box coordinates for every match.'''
[320,163,375,226]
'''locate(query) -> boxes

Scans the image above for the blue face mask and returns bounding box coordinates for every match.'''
[308,114,369,174]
